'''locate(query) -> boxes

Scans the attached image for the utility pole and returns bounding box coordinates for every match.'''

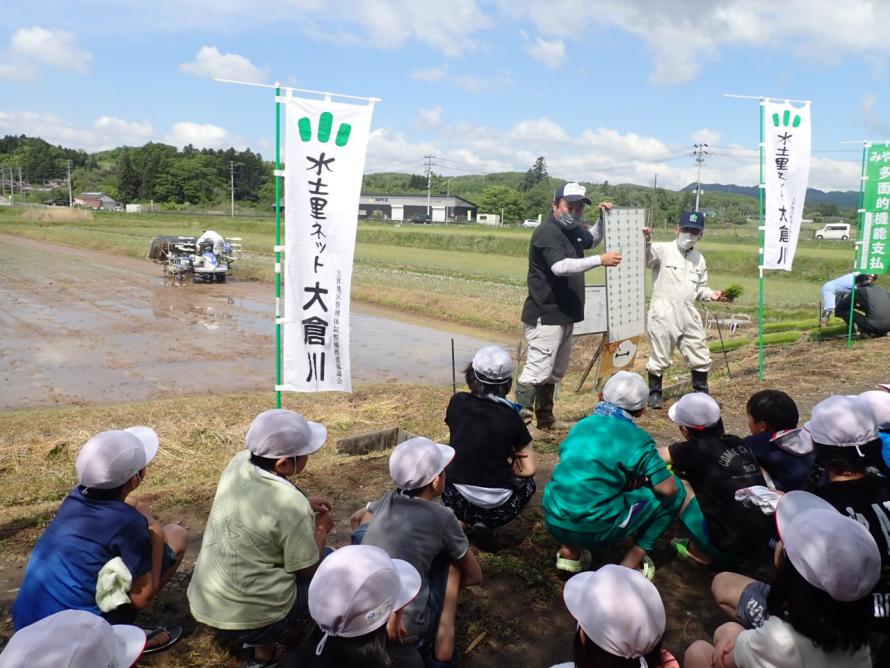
[66,159,73,207]
[0,164,4,198]
[8,165,13,206]
[229,160,236,217]
[692,143,709,210]
[19,166,24,203]
[424,154,434,217]
[445,176,454,223]
[649,174,657,228]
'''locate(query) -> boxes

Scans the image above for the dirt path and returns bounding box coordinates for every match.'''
[0,235,507,409]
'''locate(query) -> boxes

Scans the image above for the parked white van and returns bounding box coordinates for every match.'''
[814,223,850,240]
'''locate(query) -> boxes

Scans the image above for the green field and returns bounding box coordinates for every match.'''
[0,207,855,332]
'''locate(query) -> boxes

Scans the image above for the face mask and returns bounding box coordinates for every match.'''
[677,232,701,251]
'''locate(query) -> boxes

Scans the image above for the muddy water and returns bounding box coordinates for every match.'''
[0,235,509,410]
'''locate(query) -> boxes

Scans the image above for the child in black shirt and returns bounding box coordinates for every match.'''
[442,346,537,537]
[659,393,774,566]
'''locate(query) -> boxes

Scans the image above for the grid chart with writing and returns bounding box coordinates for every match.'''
[603,208,647,342]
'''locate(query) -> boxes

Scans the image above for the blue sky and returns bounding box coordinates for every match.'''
[2,0,889,190]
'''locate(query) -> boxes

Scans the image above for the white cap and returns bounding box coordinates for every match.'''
[309,545,421,655]
[75,427,160,489]
[803,395,878,447]
[776,491,881,602]
[668,393,721,430]
[564,565,665,660]
[389,437,454,491]
[860,391,890,429]
[602,371,648,412]
[0,609,145,668]
[246,409,327,458]
[471,346,514,384]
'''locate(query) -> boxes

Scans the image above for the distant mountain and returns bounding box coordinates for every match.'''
[682,183,859,208]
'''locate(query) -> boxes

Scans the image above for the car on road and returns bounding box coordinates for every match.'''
[411,214,432,224]
[814,223,850,240]
[522,219,540,228]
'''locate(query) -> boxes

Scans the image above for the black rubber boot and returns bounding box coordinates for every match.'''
[647,372,663,409]
[535,383,556,429]
[691,370,709,394]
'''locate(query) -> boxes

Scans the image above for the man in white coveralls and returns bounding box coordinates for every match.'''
[643,211,726,408]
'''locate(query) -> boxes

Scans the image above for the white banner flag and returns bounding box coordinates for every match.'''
[282,96,375,392]
[762,101,812,271]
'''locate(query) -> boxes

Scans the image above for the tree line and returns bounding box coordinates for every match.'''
[1,138,854,223]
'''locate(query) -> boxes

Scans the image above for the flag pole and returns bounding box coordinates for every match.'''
[274,82,283,408]
[758,98,766,381]
[847,142,869,348]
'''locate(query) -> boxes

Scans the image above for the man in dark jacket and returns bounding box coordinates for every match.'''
[836,273,890,337]
[515,182,622,431]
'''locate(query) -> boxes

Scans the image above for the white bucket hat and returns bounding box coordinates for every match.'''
[309,545,421,655]
[471,346,514,384]
[246,409,327,458]
[776,491,881,602]
[602,371,649,412]
[564,565,665,662]
[0,609,145,668]
[389,437,455,491]
[75,426,160,489]
[668,393,721,430]
[803,395,878,448]
[860,391,890,429]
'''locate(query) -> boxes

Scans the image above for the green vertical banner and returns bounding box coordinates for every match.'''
[860,145,890,275]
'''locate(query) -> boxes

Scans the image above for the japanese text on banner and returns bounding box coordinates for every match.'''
[762,102,812,271]
[860,146,890,275]
[282,98,374,392]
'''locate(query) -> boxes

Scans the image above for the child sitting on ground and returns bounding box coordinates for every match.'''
[351,437,483,668]
[743,389,813,491]
[12,427,186,652]
[659,393,774,566]
[860,390,890,470]
[281,544,423,668]
[0,609,146,668]
[711,395,890,666]
[550,564,679,668]
[442,346,536,538]
[543,371,684,578]
[686,491,880,668]
[187,409,333,668]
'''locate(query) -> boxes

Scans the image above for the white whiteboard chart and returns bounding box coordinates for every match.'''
[604,208,647,342]
[574,285,607,335]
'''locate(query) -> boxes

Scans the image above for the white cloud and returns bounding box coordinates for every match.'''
[508,118,568,143]
[691,128,721,145]
[180,46,267,84]
[527,36,565,69]
[411,66,447,82]
[0,61,36,83]
[410,64,510,93]
[0,112,154,150]
[10,27,91,73]
[165,121,244,149]
[500,0,890,85]
[417,106,443,128]
[861,95,890,137]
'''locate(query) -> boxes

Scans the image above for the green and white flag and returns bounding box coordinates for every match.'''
[281,95,375,392]
[859,145,890,275]
[762,101,812,271]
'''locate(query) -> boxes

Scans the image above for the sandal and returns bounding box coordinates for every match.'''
[555,549,592,574]
[141,624,183,654]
